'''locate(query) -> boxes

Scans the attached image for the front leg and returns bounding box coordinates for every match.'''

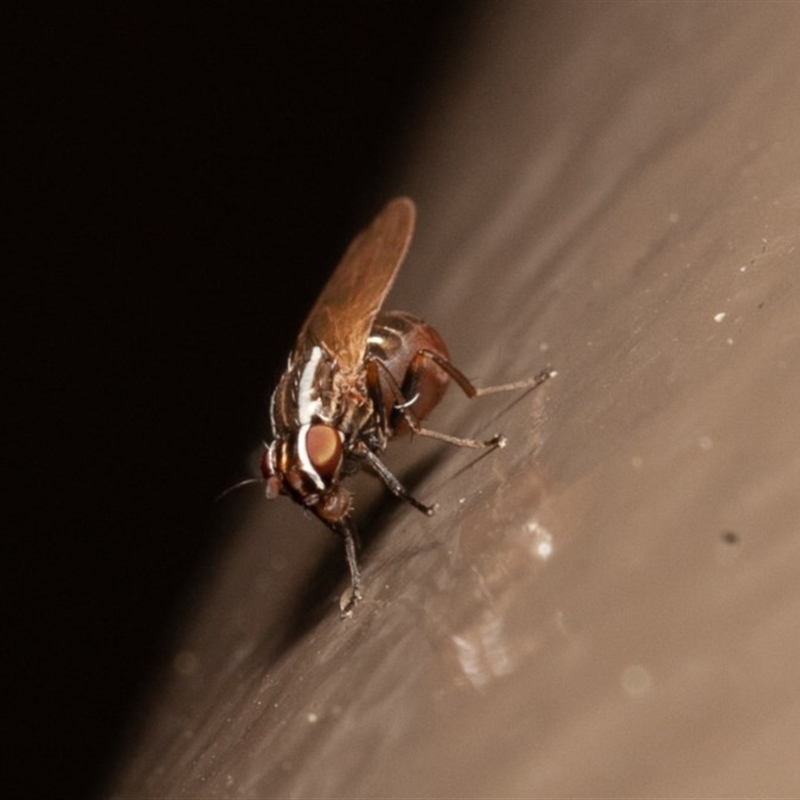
[333,518,362,616]
[359,446,436,517]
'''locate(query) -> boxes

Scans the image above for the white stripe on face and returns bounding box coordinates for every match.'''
[296,423,325,490]
[297,346,324,425]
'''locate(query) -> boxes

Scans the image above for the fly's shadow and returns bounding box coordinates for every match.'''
[275,446,444,646]
[273,375,553,647]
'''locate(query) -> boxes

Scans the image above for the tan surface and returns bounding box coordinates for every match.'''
[110,3,800,797]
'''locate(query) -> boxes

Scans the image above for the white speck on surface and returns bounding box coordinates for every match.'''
[525,519,554,561]
[714,312,727,323]
[698,435,713,451]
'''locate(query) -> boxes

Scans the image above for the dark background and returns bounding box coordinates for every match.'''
[7,4,469,797]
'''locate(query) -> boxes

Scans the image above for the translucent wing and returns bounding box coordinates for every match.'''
[296,197,416,372]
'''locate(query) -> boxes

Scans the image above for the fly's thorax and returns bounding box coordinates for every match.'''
[271,343,378,430]
[270,344,338,433]
[264,342,384,506]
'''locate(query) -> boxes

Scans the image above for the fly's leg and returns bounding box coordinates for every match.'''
[360,361,438,516]
[335,518,363,616]
[360,447,436,516]
[369,356,501,448]
[335,461,433,616]
[415,350,555,400]
[378,351,554,449]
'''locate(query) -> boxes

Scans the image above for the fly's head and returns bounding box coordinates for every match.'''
[260,422,353,525]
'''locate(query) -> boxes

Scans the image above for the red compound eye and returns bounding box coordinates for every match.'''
[306,424,343,478]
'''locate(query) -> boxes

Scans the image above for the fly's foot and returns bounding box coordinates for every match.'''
[339,582,363,617]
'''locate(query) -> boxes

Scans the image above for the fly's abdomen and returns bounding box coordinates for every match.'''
[368,310,451,432]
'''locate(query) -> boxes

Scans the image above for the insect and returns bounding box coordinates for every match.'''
[259,197,552,614]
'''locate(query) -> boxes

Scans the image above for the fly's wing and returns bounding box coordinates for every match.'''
[297,197,416,372]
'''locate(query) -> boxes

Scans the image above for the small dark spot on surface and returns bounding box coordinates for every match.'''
[721,530,740,545]
[757,301,765,309]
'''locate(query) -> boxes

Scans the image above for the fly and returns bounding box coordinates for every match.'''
[257,197,553,615]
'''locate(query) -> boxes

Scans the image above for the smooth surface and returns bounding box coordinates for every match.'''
[110,3,800,797]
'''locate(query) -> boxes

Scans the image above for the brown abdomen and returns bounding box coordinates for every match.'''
[368,310,451,435]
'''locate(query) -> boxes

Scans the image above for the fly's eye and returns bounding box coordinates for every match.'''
[305,424,343,478]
